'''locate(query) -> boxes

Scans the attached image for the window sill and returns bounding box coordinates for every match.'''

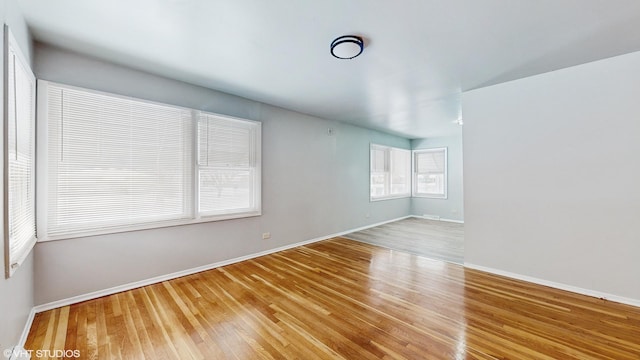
[370,194,411,202]
[37,210,262,242]
[412,194,448,199]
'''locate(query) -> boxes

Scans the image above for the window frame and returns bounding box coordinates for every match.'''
[37,81,261,241]
[369,143,411,201]
[196,111,262,220]
[3,26,37,277]
[412,147,448,199]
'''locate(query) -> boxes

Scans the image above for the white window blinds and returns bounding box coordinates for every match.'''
[198,113,260,216]
[370,144,410,200]
[370,145,388,198]
[413,148,447,198]
[40,81,262,239]
[45,85,194,237]
[5,28,36,277]
[390,148,411,195]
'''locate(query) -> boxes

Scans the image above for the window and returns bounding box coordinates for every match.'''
[198,113,261,216]
[413,148,447,198]
[4,27,36,277]
[38,81,261,240]
[370,144,411,200]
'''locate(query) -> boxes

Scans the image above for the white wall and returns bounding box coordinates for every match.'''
[0,0,35,352]
[32,43,411,305]
[463,51,640,302]
[411,133,464,222]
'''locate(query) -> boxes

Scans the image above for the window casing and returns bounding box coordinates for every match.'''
[370,144,411,201]
[38,81,261,240]
[4,27,36,277]
[413,147,447,199]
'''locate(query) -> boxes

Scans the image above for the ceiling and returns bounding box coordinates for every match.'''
[19,0,640,139]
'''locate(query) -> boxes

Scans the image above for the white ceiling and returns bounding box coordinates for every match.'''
[19,0,640,139]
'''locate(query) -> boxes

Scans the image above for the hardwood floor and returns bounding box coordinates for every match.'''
[344,217,464,263]
[26,238,640,359]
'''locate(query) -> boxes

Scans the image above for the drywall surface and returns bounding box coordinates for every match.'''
[463,50,640,301]
[33,43,411,305]
[0,0,35,352]
[411,133,464,222]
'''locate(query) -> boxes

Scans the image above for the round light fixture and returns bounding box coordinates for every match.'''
[330,35,364,59]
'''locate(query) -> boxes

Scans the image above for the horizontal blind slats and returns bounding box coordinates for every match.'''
[390,148,410,195]
[199,114,253,168]
[198,113,258,214]
[7,42,37,272]
[416,151,445,174]
[45,83,261,238]
[370,148,386,173]
[414,149,446,196]
[47,85,193,236]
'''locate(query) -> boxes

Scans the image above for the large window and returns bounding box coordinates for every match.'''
[413,148,447,198]
[38,81,261,240]
[4,27,36,277]
[370,144,411,200]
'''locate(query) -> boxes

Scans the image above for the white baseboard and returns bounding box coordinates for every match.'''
[439,218,464,224]
[32,215,412,313]
[17,308,36,348]
[410,214,464,224]
[464,262,640,308]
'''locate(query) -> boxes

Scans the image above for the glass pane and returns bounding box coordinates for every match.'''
[200,168,253,213]
[417,174,445,195]
[390,149,410,195]
[370,173,386,197]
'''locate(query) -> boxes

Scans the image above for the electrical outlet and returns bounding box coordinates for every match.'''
[262,232,271,240]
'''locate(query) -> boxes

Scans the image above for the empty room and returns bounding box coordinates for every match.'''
[1,0,640,359]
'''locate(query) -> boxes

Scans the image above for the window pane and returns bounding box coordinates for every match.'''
[199,115,252,167]
[198,113,260,216]
[416,174,445,194]
[199,169,253,213]
[414,148,447,197]
[370,144,410,199]
[390,149,410,195]
[370,148,386,172]
[47,85,193,236]
[6,34,37,276]
[370,172,387,197]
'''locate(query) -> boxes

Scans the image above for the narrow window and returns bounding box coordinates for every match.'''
[4,27,36,277]
[197,112,261,217]
[413,148,447,199]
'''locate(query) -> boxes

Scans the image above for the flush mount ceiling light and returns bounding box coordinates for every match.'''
[330,35,364,59]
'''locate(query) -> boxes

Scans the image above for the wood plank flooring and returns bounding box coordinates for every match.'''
[344,217,464,263]
[25,238,640,359]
